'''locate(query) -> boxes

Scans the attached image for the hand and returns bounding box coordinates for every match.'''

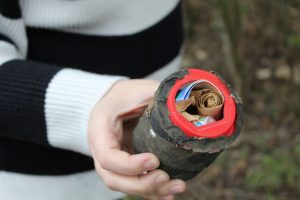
[88,79,186,200]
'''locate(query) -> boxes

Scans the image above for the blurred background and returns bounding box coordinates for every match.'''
[178,0,300,199]
[129,0,300,199]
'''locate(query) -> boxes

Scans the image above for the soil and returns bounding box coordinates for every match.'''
[177,0,300,199]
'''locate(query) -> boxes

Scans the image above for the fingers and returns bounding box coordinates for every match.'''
[143,195,174,200]
[160,195,175,200]
[88,79,187,198]
[92,119,160,175]
[89,79,157,151]
[144,195,174,200]
[98,79,159,116]
[159,195,175,200]
[120,104,148,121]
[90,115,160,176]
[155,179,186,196]
[96,164,169,195]
[142,180,186,200]
[95,159,186,198]
[97,149,160,175]
[158,195,174,200]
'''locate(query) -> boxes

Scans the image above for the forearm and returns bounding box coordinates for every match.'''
[0,58,125,155]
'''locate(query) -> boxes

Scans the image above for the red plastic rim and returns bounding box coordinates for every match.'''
[167,68,236,138]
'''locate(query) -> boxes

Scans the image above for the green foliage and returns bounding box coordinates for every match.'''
[287,35,300,47]
[293,145,300,156]
[182,0,300,198]
[245,149,300,192]
[215,150,230,164]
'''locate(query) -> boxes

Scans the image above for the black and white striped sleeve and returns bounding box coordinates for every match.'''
[0,0,125,156]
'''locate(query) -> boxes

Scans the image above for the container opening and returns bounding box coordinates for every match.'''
[175,80,224,127]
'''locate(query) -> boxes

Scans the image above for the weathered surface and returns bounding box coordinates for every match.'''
[133,69,243,180]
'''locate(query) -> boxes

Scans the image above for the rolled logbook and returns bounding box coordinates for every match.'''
[133,68,243,180]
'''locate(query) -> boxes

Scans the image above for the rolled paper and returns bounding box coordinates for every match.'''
[181,111,200,122]
[175,99,199,122]
[176,81,224,122]
[189,82,224,120]
[175,99,192,113]
[197,90,224,120]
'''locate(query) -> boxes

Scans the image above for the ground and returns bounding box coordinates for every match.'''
[131,1,300,199]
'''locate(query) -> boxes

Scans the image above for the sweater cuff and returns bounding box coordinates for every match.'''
[45,68,126,156]
[0,41,22,65]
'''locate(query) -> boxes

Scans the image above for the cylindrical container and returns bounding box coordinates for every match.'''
[133,68,243,180]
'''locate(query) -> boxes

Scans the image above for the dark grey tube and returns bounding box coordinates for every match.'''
[133,69,243,180]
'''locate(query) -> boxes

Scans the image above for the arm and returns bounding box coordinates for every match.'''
[0,0,124,155]
[0,1,186,198]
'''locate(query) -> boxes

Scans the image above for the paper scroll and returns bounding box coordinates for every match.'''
[175,81,224,126]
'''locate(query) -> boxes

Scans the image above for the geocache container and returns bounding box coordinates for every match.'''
[133,68,243,180]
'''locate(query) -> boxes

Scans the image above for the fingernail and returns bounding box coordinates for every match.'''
[144,158,158,170]
[170,185,184,194]
[155,174,168,184]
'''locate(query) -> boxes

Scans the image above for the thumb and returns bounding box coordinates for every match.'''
[109,79,159,119]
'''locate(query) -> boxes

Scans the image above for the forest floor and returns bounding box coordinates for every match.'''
[177,1,300,199]
[129,1,300,199]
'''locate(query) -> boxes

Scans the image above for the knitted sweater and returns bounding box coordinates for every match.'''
[0,0,183,200]
[0,0,183,199]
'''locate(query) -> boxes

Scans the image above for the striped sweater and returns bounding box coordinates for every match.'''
[0,0,182,175]
[0,0,183,199]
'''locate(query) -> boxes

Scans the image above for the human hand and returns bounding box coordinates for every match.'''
[88,79,186,200]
